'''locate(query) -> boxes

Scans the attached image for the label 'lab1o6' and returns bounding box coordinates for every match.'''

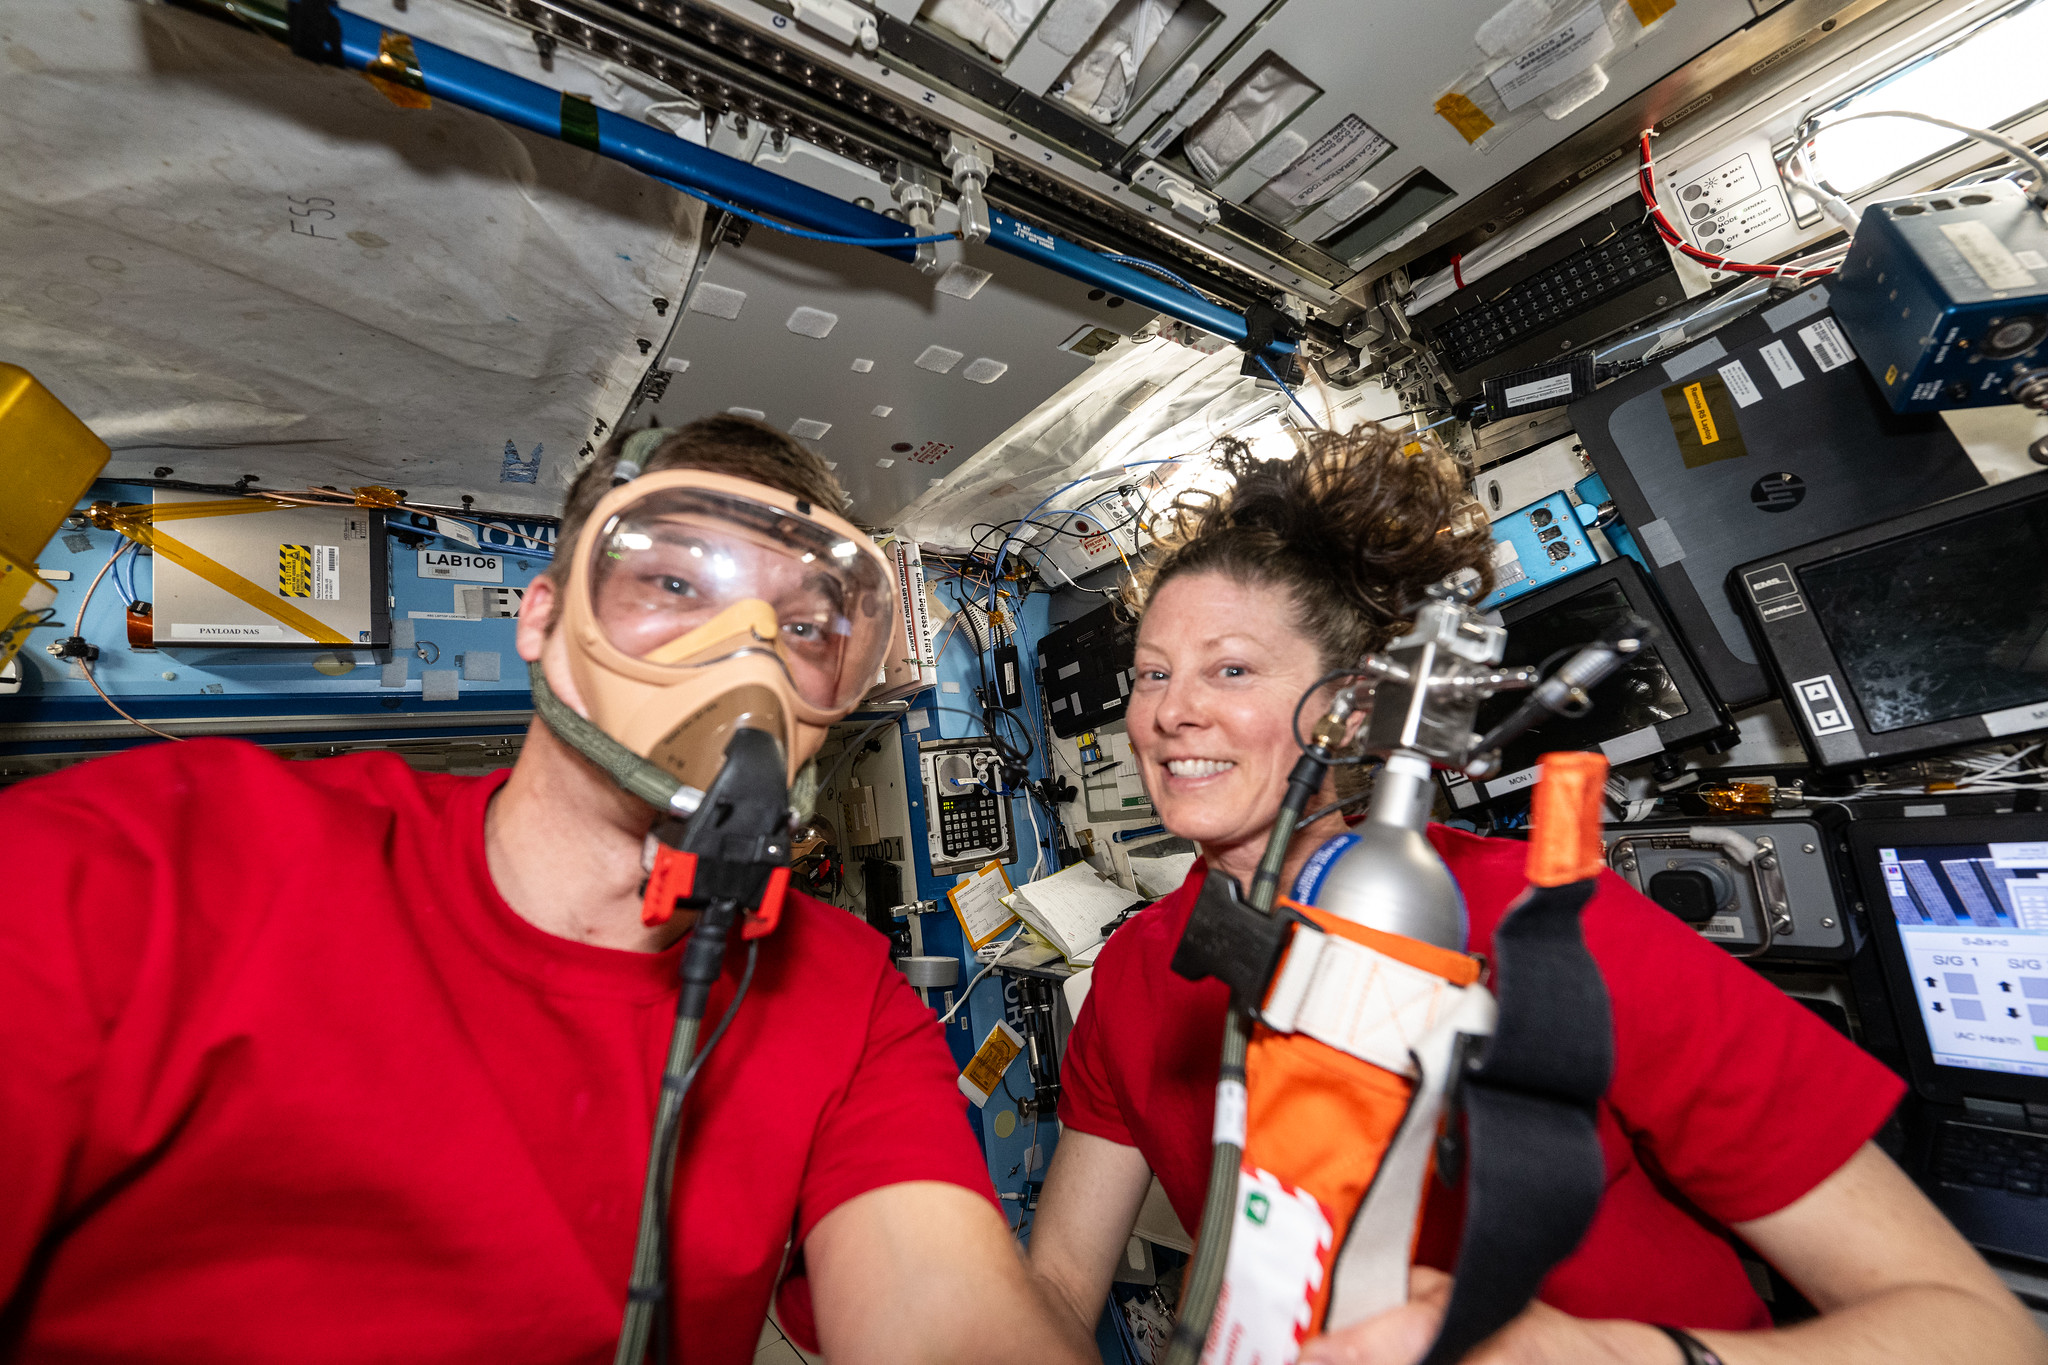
[418,549,503,583]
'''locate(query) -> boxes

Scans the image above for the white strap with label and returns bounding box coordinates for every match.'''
[1261,929,1470,1077]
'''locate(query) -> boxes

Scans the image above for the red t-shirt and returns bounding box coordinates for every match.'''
[0,739,992,1363]
[1062,825,1905,1331]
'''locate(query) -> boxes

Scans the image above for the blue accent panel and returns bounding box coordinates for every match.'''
[1478,490,1601,611]
[1572,472,1650,573]
[329,8,923,261]
[1290,833,1359,904]
[0,482,545,752]
[986,212,1292,356]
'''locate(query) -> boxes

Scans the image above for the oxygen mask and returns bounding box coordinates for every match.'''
[556,471,896,796]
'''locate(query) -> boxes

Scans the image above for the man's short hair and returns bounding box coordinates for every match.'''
[550,415,847,584]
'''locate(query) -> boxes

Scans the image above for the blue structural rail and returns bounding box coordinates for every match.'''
[299,1,1290,356]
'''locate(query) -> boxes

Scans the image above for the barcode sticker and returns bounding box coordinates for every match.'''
[1718,359,1763,407]
[312,546,340,601]
[1758,340,1804,388]
[1797,318,1855,373]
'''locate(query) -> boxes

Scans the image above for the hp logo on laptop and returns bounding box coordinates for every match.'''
[1750,472,1806,513]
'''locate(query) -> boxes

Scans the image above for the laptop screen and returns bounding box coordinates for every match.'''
[1877,838,2048,1080]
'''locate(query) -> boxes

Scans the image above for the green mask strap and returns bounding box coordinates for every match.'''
[527,659,702,815]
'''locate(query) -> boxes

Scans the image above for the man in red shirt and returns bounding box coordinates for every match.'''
[0,418,1090,1364]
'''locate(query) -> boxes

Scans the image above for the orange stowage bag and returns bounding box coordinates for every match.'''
[1225,905,1483,1350]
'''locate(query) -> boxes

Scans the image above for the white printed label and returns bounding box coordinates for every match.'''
[171,622,299,641]
[1213,1079,1248,1147]
[1758,340,1805,388]
[1490,2,1614,112]
[1699,913,1744,941]
[312,545,340,602]
[419,549,504,584]
[1717,359,1763,407]
[1985,698,2048,738]
[1483,765,1541,798]
[1940,221,2038,291]
[2018,249,2048,272]
[1798,317,1856,372]
[1264,114,1395,208]
[1205,1167,1332,1365]
[1502,372,1578,409]
[431,517,480,548]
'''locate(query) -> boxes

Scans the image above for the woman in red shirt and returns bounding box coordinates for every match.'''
[1026,428,2044,1364]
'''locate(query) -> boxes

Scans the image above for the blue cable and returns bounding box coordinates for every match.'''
[654,177,954,249]
[1255,353,1319,427]
[988,459,1180,612]
[112,543,133,606]
[1101,252,1208,301]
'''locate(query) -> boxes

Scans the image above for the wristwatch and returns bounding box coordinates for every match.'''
[1654,1325,1726,1365]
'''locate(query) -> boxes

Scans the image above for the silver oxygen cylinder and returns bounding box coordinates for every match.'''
[1291,590,1526,951]
[1296,751,1464,949]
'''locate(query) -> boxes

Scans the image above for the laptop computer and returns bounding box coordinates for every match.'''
[1569,284,1984,710]
[1852,813,2048,1263]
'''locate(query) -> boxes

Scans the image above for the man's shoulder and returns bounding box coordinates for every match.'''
[4,738,476,850]
[773,891,895,989]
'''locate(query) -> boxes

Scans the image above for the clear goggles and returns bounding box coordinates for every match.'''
[588,484,894,712]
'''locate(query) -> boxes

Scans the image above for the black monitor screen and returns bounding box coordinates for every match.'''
[1800,492,2048,734]
[1476,577,1690,779]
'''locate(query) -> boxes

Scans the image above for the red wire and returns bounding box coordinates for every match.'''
[1638,131,1834,280]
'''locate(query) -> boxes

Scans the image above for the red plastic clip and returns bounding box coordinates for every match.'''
[641,846,697,927]
[743,866,791,940]
[1451,253,1466,292]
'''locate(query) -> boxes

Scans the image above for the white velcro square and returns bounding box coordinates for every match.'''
[935,262,993,300]
[915,345,964,374]
[688,282,747,319]
[727,406,765,420]
[786,306,839,338]
[790,418,832,440]
[962,358,1009,384]
[1262,929,1464,1076]
[851,358,875,372]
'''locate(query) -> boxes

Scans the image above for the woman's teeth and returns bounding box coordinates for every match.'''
[1166,759,1236,779]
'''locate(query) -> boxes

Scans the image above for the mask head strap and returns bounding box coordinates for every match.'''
[612,427,675,486]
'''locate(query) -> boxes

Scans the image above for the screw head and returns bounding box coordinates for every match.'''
[1822,917,1836,928]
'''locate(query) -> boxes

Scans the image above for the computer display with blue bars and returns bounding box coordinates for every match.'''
[1880,841,2048,1079]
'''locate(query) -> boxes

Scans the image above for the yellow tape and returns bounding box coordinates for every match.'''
[1435,91,1496,144]
[364,31,433,110]
[1626,0,1676,25]
[99,499,352,646]
[1683,381,1719,445]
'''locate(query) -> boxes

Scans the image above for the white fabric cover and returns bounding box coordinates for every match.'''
[920,0,1051,61]
[1051,0,1182,125]
[1184,57,1319,183]
[0,0,701,515]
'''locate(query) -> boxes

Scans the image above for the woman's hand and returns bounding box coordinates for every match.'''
[1298,1268,1676,1365]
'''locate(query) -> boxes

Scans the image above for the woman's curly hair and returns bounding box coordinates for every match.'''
[1125,424,1493,669]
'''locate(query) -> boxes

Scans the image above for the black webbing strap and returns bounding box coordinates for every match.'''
[287,0,343,66]
[1418,877,1613,1365]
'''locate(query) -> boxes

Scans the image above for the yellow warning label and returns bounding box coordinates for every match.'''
[958,1020,1024,1107]
[1435,91,1495,144]
[279,543,313,597]
[1885,363,1900,387]
[1683,382,1719,446]
[1626,0,1676,26]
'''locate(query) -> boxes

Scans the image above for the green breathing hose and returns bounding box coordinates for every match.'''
[1164,757,1324,1365]
[527,661,700,814]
